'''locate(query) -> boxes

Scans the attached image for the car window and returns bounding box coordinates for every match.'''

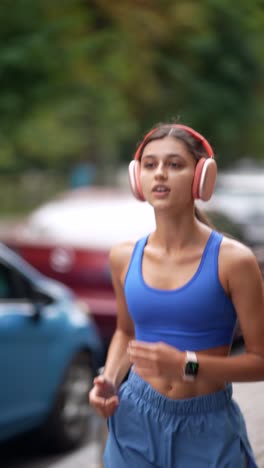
[0,262,32,300]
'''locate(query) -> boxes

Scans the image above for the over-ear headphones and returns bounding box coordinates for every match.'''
[128,124,217,202]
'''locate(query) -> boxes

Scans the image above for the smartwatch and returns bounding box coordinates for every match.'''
[183,351,199,381]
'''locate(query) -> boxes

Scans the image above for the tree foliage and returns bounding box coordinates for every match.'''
[0,0,264,171]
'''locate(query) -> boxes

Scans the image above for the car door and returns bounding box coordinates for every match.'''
[0,259,59,439]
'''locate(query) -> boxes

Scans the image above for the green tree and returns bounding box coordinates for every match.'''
[0,0,264,171]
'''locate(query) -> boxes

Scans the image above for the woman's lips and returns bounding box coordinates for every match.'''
[152,185,170,197]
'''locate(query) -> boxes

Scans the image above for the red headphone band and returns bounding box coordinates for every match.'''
[134,124,214,161]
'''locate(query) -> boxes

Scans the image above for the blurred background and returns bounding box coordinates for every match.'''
[1,1,264,467]
[1,0,264,216]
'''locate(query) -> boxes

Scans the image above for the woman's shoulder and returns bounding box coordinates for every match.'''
[109,238,141,278]
[219,233,260,272]
[110,239,136,262]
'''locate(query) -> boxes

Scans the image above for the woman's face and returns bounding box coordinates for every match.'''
[140,136,197,212]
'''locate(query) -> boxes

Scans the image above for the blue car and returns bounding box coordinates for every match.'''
[0,242,103,451]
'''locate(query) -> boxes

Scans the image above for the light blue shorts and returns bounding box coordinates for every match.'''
[104,371,257,467]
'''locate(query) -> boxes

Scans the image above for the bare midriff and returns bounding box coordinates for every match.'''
[142,344,230,400]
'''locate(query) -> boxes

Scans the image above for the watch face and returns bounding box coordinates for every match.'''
[185,361,199,376]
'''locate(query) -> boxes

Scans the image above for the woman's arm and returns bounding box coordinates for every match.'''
[102,241,135,388]
[89,240,136,418]
[197,239,264,383]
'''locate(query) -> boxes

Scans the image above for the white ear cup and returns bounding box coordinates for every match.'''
[128,160,145,201]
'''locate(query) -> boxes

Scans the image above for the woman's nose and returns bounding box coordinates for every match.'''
[155,162,167,179]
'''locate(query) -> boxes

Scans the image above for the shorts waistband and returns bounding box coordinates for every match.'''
[126,371,233,415]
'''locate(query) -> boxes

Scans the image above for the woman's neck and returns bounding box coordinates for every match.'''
[152,209,208,253]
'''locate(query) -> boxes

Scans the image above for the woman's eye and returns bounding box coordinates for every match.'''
[144,162,155,169]
[169,162,181,168]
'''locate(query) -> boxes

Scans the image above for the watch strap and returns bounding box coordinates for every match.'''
[183,351,199,381]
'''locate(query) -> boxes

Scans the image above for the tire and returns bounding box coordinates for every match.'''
[41,352,94,452]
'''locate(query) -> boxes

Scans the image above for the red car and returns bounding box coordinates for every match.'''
[0,187,156,352]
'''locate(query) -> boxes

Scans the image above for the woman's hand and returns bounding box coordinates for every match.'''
[89,375,119,418]
[127,340,184,380]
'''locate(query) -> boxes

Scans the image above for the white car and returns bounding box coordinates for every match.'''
[199,171,264,246]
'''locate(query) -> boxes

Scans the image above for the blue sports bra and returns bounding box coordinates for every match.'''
[124,230,237,351]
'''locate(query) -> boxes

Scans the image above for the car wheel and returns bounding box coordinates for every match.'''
[41,352,94,452]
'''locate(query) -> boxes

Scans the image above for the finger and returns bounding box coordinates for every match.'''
[93,375,108,385]
[98,396,119,418]
[105,395,119,407]
[128,348,157,364]
[129,357,156,370]
[90,395,119,418]
[103,398,119,417]
[90,393,119,407]
[129,340,156,351]
[128,347,155,366]
[128,344,158,361]
[93,376,116,395]
[89,393,104,407]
